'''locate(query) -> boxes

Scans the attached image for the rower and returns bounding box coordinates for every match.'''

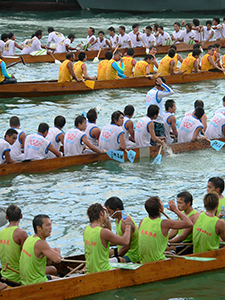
[157,48,183,76]
[105,50,127,80]
[21,30,48,55]
[84,108,101,147]
[0,33,8,53]
[20,214,61,285]
[122,105,136,148]
[2,32,23,56]
[214,96,225,115]
[192,19,201,43]
[55,33,78,53]
[207,177,225,217]
[192,192,225,253]
[86,27,97,50]
[156,25,171,46]
[97,51,113,80]
[152,23,160,45]
[47,27,65,48]
[91,31,111,50]
[171,22,183,44]
[0,204,28,284]
[122,48,137,77]
[178,107,207,143]
[213,43,222,68]
[146,77,174,138]
[105,196,139,263]
[46,116,66,158]
[142,26,155,48]
[138,197,192,263]
[180,23,195,43]
[0,128,17,164]
[83,203,132,273]
[212,17,223,40]
[205,113,225,140]
[135,105,166,147]
[184,100,207,131]
[128,23,143,48]
[0,50,17,84]
[163,99,178,144]
[169,45,183,71]
[24,123,61,160]
[74,52,96,81]
[201,45,224,72]
[118,26,132,48]
[58,52,81,83]
[201,20,214,44]
[188,44,203,69]
[99,111,126,151]
[180,49,202,74]
[133,54,154,77]
[64,115,105,156]
[108,26,119,48]
[149,46,158,72]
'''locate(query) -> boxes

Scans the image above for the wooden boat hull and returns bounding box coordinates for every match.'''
[1,248,225,300]
[3,40,225,65]
[0,71,224,98]
[0,138,223,177]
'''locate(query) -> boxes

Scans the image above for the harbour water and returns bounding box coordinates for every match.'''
[0,10,225,299]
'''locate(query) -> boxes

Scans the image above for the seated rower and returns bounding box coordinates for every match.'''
[163,99,178,144]
[118,26,132,49]
[201,45,225,72]
[108,26,119,48]
[122,48,137,77]
[138,197,192,263]
[192,18,201,43]
[156,25,171,46]
[213,43,222,68]
[223,54,225,69]
[84,108,101,147]
[149,46,158,73]
[64,115,105,156]
[54,33,78,53]
[46,116,66,158]
[133,54,154,77]
[58,52,81,83]
[169,45,183,71]
[0,204,28,284]
[157,48,183,76]
[207,177,225,217]
[24,123,61,160]
[185,100,207,131]
[142,26,155,48]
[192,192,225,253]
[105,50,127,80]
[180,23,195,44]
[0,50,17,84]
[128,23,143,48]
[47,27,65,48]
[201,20,214,44]
[3,32,23,56]
[122,105,136,149]
[212,17,223,41]
[0,33,8,53]
[74,52,96,81]
[84,203,133,273]
[91,31,111,50]
[178,107,207,143]
[85,27,97,51]
[20,214,61,285]
[205,113,225,140]
[215,96,225,115]
[105,196,139,263]
[99,111,126,151]
[97,51,113,80]
[135,105,166,147]
[0,128,17,164]
[188,44,203,70]
[21,30,48,55]
[171,22,183,44]
[180,49,201,74]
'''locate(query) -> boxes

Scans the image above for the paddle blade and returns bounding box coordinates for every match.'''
[146,48,150,54]
[210,140,225,151]
[152,154,162,165]
[81,110,87,118]
[55,59,61,65]
[109,262,142,270]
[127,150,136,163]
[107,150,124,163]
[84,80,95,89]
[184,256,216,262]
[93,57,99,63]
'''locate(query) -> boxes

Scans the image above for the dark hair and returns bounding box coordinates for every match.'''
[213,17,220,24]
[194,107,204,119]
[193,44,201,50]
[124,105,134,116]
[146,26,152,31]
[108,26,115,32]
[35,30,42,37]
[127,48,135,56]
[68,33,75,39]
[168,48,176,58]
[119,25,125,31]
[66,52,75,60]
[208,177,224,193]
[5,128,17,138]
[114,50,122,56]
[104,196,124,210]
[149,46,156,51]
[38,122,49,134]
[33,214,50,234]
[1,33,8,41]
[31,34,35,38]
[223,96,225,102]
[203,192,219,211]
[186,23,192,31]
[78,52,86,61]
[48,27,54,33]
[192,49,201,57]
[174,22,180,27]
[145,196,161,218]
[158,25,164,30]
[105,51,113,60]
[75,115,86,127]
[207,45,214,51]
[132,23,139,29]
[206,20,212,26]
[144,54,154,61]
[170,44,177,51]
[54,116,66,128]
[155,76,166,86]
[165,99,175,111]
[111,111,124,124]
[177,191,193,205]
[152,23,159,30]
[6,204,21,222]
[193,19,200,26]
[194,100,204,109]
[87,203,105,222]
[147,105,159,118]
[89,27,95,34]
[8,32,14,39]
[87,109,97,123]
[213,43,221,49]
[98,30,104,35]
[10,116,20,127]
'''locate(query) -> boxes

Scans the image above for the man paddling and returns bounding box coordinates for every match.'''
[163,99,178,144]
[201,45,225,72]
[133,54,154,77]
[122,48,137,77]
[105,50,127,80]
[122,105,136,148]
[84,108,101,148]
[55,34,78,53]
[180,49,201,74]
[74,52,96,81]
[184,100,207,132]
[3,32,23,56]
[58,52,82,83]
[21,30,48,55]
[97,51,113,80]
[207,177,225,217]
[0,50,17,85]
[47,27,65,48]
[205,113,225,140]
[157,48,183,76]
[0,128,17,164]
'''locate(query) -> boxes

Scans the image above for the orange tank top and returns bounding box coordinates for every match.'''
[201,54,213,71]
[157,55,174,76]
[134,61,148,76]
[97,60,109,80]
[105,59,119,80]
[73,60,84,79]
[58,59,72,83]
[122,56,134,76]
[180,55,196,74]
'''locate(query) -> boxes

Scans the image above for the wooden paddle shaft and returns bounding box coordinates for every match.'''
[61,259,86,264]
[49,52,57,61]
[3,263,20,274]
[6,60,22,69]
[113,45,119,54]
[138,35,147,48]
[162,211,171,219]
[65,263,84,277]
[97,48,102,59]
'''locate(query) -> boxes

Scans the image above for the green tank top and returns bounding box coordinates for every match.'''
[116,216,139,262]
[138,217,168,263]
[20,235,47,285]
[0,226,21,282]
[178,209,197,242]
[83,225,113,274]
[216,196,225,216]
[193,212,219,254]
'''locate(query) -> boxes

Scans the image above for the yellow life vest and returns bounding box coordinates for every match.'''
[122,56,134,76]
[105,59,119,80]
[174,53,179,71]
[58,59,72,83]
[157,55,174,76]
[201,54,213,71]
[97,59,109,80]
[74,61,85,80]
[223,54,225,68]
[180,55,196,74]
[134,61,148,77]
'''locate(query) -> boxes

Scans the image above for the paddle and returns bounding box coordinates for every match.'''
[82,79,95,89]
[125,149,136,163]
[49,52,61,65]
[93,48,102,63]
[206,138,225,151]
[61,259,86,263]
[138,35,149,54]
[3,263,20,274]
[152,144,163,164]
[162,211,171,219]
[113,45,119,54]
[81,110,87,118]
[166,254,216,262]
[6,56,26,68]
[0,207,7,227]
[106,150,124,163]
[64,263,85,277]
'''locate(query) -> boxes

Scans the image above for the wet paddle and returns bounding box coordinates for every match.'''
[49,52,61,65]
[125,149,136,163]
[152,144,163,164]
[82,79,95,89]
[0,207,7,227]
[81,110,87,118]
[206,138,225,151]
[166,254,216,262]
[6,56,26,68]
[93,48,102,63]
[106,150,124,163]
[113,45,119,54]
[138,35,149,54]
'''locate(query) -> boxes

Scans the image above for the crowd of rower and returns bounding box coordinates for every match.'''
[1,176,225,289]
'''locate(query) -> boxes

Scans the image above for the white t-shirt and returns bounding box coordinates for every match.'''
[46,127,63,158]
[163,112,174,144]
[215,107,225,116]
[24,133,51,160]
[128,31,143,47]
[172,30,183,43]
[99,124,124,150]
[213,25,223,39]
[55,38,71,53]
[0,139,11,164]
[118,33,131,48]
[154,32,160,44]
[3,40,15,56]
[181,30,195,43]
[95,37,108,50]
[192,27,201,42]
[47,31,65,46]
[110,34,119,47]
[142,33,155,47]
[135,116,152,147]
[64,127,86,156]
[202,26,214,42]
[205,113,225,139]
[87,34,97,50]
[178,115,203,143]
[4,128,25,162]
[21,37,41,55]
[122,116,136,149]
[157,32,171,45]
[0,41,5,53]
[84,121,99,147]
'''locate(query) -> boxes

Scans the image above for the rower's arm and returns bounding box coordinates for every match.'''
[153,58,158,69]
[169,228,178,239]
[4,150,15,164]
[118,132,126,150]
[57,133,64,144]
[36,240,61,263]
[126,120,135,141]
[148,121,165,145]
[201,114,207,131]
[1,61,12,78]
[194,60,200,73]
[117,219,135,256]
[146,64,150,75]
[90,127,101,141]
[169,227,192,243]
[157,83,174,98]
[68,61,80,81]
[128,40,132,48]
[19,132,26,149]
[169,115,178,137]
[191,126,204,141]
[15,42,23,50]
[208,56,224,71]
[170,60,177,75]
[112,61,126,78]
[48,143,61,157]
[178,54,183,63]
[82,135,105,154]
[216,219,225,241]
[106,39,112,48]
[132,59,137,67]
[82,64,96,80]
